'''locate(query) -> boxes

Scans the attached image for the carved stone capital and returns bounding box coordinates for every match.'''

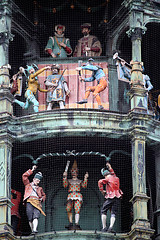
[0,31,14,45]
[130,128,148,142]
[130,193,150,204]
[127,27,147,41]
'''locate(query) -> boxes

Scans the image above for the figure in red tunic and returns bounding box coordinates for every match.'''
[11,189,22,235]
[98,162,123,233]
[63,160,89,230]
[22,165,46,235]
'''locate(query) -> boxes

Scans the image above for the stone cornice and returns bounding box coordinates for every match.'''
[0,109,159,144]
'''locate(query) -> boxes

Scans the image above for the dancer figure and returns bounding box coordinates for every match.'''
[63,160,89,230]
[22,165,46,234]
[98,162,123,233]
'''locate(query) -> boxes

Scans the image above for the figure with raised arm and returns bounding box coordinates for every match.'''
[13,65,51,112]
[63,160,89,230]
[22,165,46,235]
[113,52,153,111]
[73,23,102,57]
[98,162,123,233]
[45,24,72,58]
[121,60,153,110]
[45,64,70,109]
[76,58,107,109]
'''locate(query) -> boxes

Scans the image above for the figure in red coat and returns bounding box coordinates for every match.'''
[98,162,123,233]
[22,165,46,235]
[11,189,22,235]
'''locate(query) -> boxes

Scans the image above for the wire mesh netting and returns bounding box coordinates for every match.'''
[8,0,159,237]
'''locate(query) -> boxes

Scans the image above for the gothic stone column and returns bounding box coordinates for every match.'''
[0,134,13,238]
[0,0,14,117]
[127,27,144,62]
[130,129,154,239]
[126,11,148,114]
[154,146,160,240]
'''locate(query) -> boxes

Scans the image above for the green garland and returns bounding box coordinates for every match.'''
[13,149,131,165]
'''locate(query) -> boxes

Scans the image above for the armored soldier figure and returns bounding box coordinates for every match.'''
[45,64,70,109]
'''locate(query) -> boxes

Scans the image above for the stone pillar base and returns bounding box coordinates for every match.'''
[128,87,148,114]
[0,230,15,240]
[131,219,151,230]
[0,198,13,237]
[129,221,155,240]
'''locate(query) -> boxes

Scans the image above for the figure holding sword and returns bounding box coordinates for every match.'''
[63,160,89,230]
[45,64,70,110]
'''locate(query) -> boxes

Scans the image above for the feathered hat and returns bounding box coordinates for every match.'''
[101,168,110,176]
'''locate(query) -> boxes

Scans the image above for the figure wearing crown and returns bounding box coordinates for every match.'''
[63,160,89,230]
[13,64,51,112]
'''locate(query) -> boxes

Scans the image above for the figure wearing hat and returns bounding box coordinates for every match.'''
[63,160,89,230]
[73,23,102,57]
[76,58,108,109]
[45,24,72,58]
[22,165,46,234]
[13,64,51,112]
[45,64,70,109]
[98,162,123,233]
